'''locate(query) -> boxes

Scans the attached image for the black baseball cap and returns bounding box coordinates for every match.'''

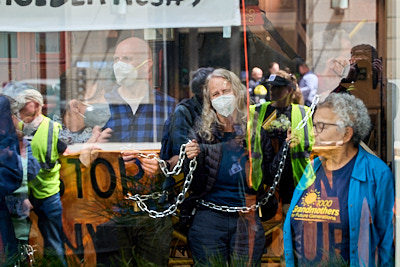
[264,74,291,86]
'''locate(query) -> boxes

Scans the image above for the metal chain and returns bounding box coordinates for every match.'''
[157,143,188,177]
[295,94,319,130]
[199,140,291,213]
[121,142,189,177]
[124,96,320,216]
[199,95,320,213]
[125,156,197,218]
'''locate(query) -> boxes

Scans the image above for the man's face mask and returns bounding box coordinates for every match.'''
[113,59,149,87]
[80,103,111,128]
[21,113,42,136]
[211,94,236,117]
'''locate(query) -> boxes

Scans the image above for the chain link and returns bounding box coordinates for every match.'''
[158,143,188,177]
[199,140,291,213]
[198,95,320,213]
[124,96,320,216]
[125,152,197,218]
[295,94,319,131]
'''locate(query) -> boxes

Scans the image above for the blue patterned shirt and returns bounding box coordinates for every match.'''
[104,86,176,143]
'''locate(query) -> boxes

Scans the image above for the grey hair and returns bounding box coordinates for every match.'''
[1,81,36,114]
[318,93,371,145]
[199,68,247,142]
[14,89,44,114]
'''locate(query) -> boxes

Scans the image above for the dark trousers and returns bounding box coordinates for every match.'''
[0,198,18,266]
[95,215,173,266]
[188,208,266,266]
[31,192,66,266]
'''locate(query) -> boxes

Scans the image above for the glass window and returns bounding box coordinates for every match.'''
[0,32,17,58]
[0,0,397,266]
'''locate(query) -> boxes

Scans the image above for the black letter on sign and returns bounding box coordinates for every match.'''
[60,179,65,197]
[71,0,84,6]
[63,224,84,260]
[91,158,116,198]
[136,0,147,6]
[35,0,46,6]
[88,0,105,4]
[192,0,200,7]
[115,0,132,4]
[167,0,182,6]
[67,158,83,198]
[13,0,32,6]
[51,0,67,7]
[118,157,129,196]
[151,0,161,6]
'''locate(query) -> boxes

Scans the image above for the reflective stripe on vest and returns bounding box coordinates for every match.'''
[248,103,314,188]
[247,103,268,191]
[29,116,61,199]
[39,119,55,170]
[290,104,314,184]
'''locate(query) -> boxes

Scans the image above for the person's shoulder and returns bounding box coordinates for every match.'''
[308,71,318,79]
[358,146,393,177]
[359,147,389,167]
[154,89,177,105]
[174,102,189,114]
[253,101,271,112]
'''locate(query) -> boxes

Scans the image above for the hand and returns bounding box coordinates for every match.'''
[79,145,101,167]
[286,127,300,149]
[88,126,113,143]
[121,150,140,162]
[139,157,160,176]
[97,128,113,143]
[21,199,33,217]
[185,140,200,159]
[121,150,160,176]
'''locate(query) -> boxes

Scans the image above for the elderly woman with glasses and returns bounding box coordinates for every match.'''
[283,93,394,266]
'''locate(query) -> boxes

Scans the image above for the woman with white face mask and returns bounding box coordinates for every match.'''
[183,69,272,266]
[56,67,112,145]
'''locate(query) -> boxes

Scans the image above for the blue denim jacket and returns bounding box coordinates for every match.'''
[283,145,394,266]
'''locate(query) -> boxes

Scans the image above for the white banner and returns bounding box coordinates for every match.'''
[0,0,240,32]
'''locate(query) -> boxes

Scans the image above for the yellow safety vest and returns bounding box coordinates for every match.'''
[27,115,62,199]
[247,102,314,190]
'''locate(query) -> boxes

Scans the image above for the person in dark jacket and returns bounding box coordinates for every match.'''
[0,95,23,265]
[160,67,214,164]
[184,69,271,266]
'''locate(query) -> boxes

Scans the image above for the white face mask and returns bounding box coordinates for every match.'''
[113,60,149,87]
[22,114,43,136]
[211,94,236,117]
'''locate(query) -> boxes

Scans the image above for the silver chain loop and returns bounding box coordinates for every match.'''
[198,95,320,213]
[295,94,319,131]
[124,95,319,216]
[199,140,291,213]
[125,148,198,218]
[158,143,187,177]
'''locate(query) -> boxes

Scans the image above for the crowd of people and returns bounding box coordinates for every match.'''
[0,37,394,267]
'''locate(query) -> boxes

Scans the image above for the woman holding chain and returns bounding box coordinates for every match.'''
[184,69,273,266]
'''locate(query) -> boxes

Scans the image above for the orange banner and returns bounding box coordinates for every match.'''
[29,150,161,266]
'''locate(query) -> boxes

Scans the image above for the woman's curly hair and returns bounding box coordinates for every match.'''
[318,93,371,145]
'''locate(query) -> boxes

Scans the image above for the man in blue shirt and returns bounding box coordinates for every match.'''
[104,37,176,143]
[295,58,318,107]
[96,37,176,266]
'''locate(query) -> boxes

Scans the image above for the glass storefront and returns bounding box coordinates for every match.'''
[0,0,398,266]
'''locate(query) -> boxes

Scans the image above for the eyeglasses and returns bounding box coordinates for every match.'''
[313,122,339,133]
